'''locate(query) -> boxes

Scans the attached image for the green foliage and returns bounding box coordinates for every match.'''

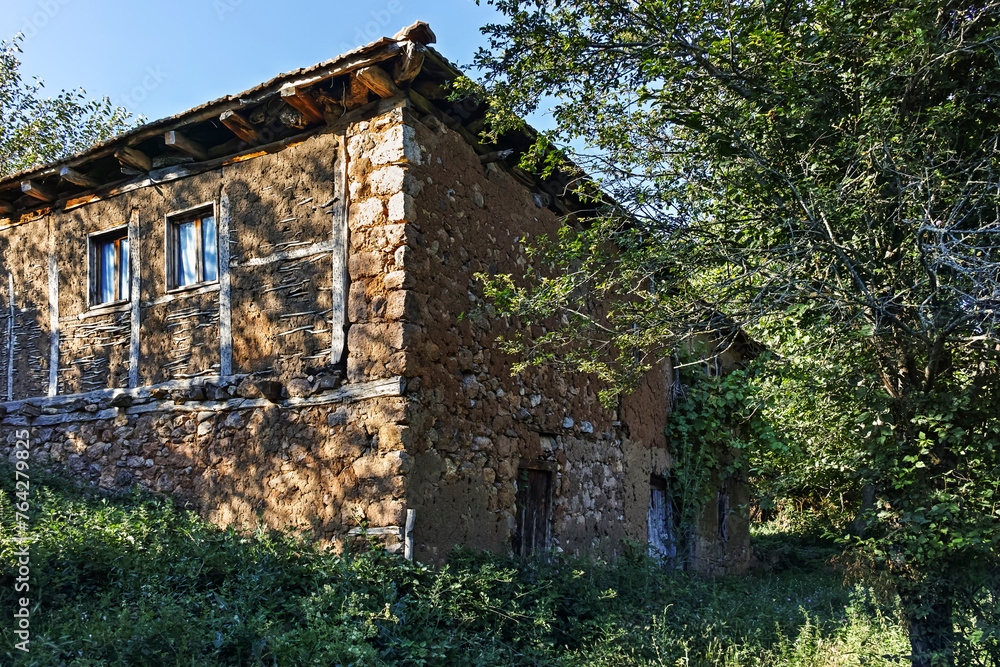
[468,0,1000,662]
[0,34,136,177]
[4,469,976,665]
[664,361,786,550]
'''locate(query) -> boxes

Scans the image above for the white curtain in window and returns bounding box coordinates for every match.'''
[202,215,218,282]
[99,240,117,303]
[119,237,130,301]
[178,221,198,286]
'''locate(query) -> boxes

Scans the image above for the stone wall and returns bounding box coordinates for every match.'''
[1,375,409,551]
[0,100,752,572]
[382,108,687,561]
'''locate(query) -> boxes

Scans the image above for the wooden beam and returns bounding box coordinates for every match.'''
[0,201,13,214]
[408,89,485,153]
[21,180,56,202]
[393,42,425,85]
[164,130,209,161]
[355,66,402,99]
[0,41,408,193]
[115,146,152,172]
[393,21,436,45]
[480,149,515,165]
[59,166,99,188]
[280,86,325,124]
[219,110,259,144]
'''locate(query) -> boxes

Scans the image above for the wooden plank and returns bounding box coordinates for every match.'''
[285,376,406,407]
[59,166,100,188]
[0,201,12,214]
[21,180,56,202]
[394,42,425,84]
[515,468,553,557]
[48,254,59,397]
[356,65,402,99]
[1,407,118,428]
[232,239,336,269]
[115,146,152,171]
[348,526,402,537]
[280,85,325,124]
[404,509,416,561]
[331,133,348,365]
[344,75,371,110]
[7,274,14,401]
[219,109,260,144]
[128,209,141,388]
[164,130,209,161]
[0,374,248,412]
[218,190,233,377]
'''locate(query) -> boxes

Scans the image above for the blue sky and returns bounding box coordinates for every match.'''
[1,0,506,124]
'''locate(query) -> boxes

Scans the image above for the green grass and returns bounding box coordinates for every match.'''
[0,466,943,665]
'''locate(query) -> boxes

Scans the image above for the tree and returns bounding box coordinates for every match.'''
[1,34,135,178]
[467,1,1000,663]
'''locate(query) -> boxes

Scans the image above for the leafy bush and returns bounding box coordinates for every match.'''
[0,466,956,666]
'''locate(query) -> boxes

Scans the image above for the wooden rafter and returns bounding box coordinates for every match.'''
[280,85,325,125]
[356,66,402,99]
[165,130,209,161]
[393,42,425,85]
[59,166,100,188]
[115,146,152,172]
[219,110,259,144]
[21,180,56,202]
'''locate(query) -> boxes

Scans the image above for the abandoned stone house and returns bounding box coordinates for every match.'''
[0,23,750,572]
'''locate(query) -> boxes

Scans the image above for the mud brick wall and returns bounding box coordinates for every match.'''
[225,134,340,379]
[0,216,52,400]
[0,99,750,572]
[381,110,678,561]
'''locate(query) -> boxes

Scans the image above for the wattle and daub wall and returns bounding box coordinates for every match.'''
[0,101,750,571]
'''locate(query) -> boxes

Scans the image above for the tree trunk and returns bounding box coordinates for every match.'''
[899,587,955,667]
[849,484,876,538]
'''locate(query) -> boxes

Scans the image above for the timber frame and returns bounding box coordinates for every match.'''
[0,22,582,225]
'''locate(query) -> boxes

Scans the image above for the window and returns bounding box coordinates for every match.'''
[514,464,554,558]
[167,206,217,289]
[90,228,130,306]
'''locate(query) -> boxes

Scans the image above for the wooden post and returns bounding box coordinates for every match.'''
[47,253,59,397]
[8,273,14,401]
[128,208,141,388]
[218,190,233,377]
[404,509,416,561]
[330,134,348,365]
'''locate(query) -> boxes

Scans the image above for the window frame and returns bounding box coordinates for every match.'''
[87,224,131,309]
[165,203,218,292]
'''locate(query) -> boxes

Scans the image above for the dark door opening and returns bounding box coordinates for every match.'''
[514,467,553,558]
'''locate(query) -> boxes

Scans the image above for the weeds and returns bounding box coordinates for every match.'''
[0,467,959,666]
